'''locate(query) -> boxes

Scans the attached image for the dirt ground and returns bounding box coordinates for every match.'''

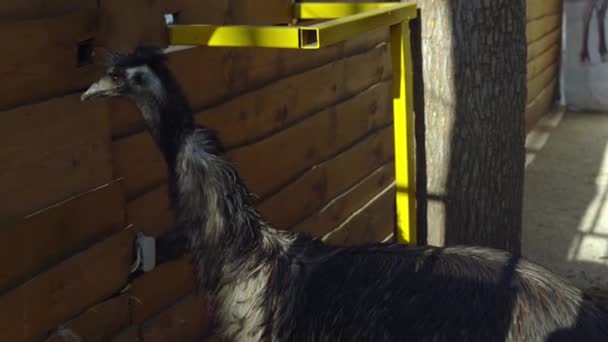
[522,109,608,307]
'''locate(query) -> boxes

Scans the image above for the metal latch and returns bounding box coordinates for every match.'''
[130,232,156,273]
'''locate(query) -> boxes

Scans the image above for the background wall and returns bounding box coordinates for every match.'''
[526,0,562,130]
[0,1,396,340]
[560,0,608,111]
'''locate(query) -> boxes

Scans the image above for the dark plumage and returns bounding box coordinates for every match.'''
[82,46,608,342]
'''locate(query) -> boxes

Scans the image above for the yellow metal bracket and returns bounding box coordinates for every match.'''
[168,2,418,245]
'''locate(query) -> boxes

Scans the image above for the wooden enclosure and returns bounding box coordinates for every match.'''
[526,0,562,131]
[0,1,396,341]
[0,0,563,340]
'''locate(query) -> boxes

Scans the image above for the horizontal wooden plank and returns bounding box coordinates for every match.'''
[97,0,168,53]
[108,98,143,138]
[110,28,390,136]
[200,44,391,148]
[141,294,210,342]
[130,255,196,324]
[112,133,167,200]
[528,27,560,62]
[293,161,395,237]
[0,93,114,220]
[527,0,562,21]
[527,14,560,43]
[527,44,559,81]
[127,125,396,235]
[527,63,558,104]
[109,326,141,342]
[126,123,396,236]
[0,0,97,21]
[0,181,126,293]
[526,78,557,132]
[0,10,100,110]
[44,294,130,342]
[322,183,396,246]
[231,97,391,199]
[0,227,135,342]
[113,43,391,198]
[127,184,175,237]
[382,233,395,243]
[161,0,292,25]
[256,82,393,228]
[177,27,389,112]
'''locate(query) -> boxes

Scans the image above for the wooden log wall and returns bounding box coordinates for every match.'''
[0,0,396,341]
[526,0,563,131]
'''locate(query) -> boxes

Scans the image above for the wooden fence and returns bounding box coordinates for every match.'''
[0,0,563,340]
[0,0,396,340]
[526,0,562,131]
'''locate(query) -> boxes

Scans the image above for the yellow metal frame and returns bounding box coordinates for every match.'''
[169,2,417,245]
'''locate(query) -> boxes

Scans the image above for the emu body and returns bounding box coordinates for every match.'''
[82,47,608,342]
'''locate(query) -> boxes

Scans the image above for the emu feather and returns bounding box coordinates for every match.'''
[82,47,608,342]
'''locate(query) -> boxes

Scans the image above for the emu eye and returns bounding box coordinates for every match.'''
[109,73,120,82]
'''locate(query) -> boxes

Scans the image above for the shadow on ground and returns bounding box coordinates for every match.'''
[523,110,608,298]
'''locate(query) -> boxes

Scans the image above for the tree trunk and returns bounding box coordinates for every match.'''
[418,0,527,255]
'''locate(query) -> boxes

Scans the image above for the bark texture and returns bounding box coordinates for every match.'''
[418,0,527,255]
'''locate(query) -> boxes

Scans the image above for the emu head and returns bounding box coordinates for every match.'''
[81,46,168,102]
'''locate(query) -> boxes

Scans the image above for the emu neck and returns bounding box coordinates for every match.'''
[174,131,279,289]
[129,67,285,289]
[132,88,194,168]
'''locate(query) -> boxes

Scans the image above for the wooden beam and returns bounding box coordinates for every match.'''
[292,161,395,237]
[229,84,392,199]
[257,87,394,229]
[199,45,392,148]
[526,78,557,132]
[112,133,167,200]
[528,28,560,62]
[140,294,210,342]
[0,93,113,220]
[527,14,560,43]
[527,63,557,104]
[291,132,396,236]
[97,0,168,53]
[0,182,125,293]
[526,0,562,21]
[43,294,130,342]
[108,326,140,342]
[322,183,396,245]
[0,10,99,110]
[527,44,559,81]
[0,0,97,21]
[112,44,392,198]
[130,255,196,324]
[109,28,390,136]
[161,0,292,25]
[0,227,135,341]
[127,184,175,237]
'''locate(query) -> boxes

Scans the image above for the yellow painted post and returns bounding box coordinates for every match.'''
[295,3,393,19]
[390,19,417,245]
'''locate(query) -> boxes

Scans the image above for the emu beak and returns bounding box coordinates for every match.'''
[81,76,117,101]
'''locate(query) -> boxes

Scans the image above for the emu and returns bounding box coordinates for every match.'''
[82,47,608,342]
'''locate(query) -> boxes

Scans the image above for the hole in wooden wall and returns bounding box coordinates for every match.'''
[77,38,95,66]
[164,12,180,25]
